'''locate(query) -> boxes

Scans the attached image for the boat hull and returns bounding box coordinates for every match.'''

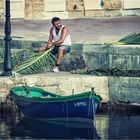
[15,97,99,121]
[10,86,101,121]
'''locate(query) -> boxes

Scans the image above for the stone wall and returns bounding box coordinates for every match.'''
[1,38,140,71]
[1,73,140,104]
[83,44,140,70]
[109,77,140,103]
[66,0,85,18]
[0,73,109,103]
[104,0,122,10]
[66,0,84,11]
[25,0,44,19]
[0,0,4,20]
[0,0,140,19]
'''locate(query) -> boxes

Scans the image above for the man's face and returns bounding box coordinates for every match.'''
[53,20,62,30]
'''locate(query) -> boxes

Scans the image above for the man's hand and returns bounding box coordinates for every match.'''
[33,47,46,53]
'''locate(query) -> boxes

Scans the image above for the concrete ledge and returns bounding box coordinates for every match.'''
[83,44,140,70]
[0,72,109,103]
[1,73,140,104]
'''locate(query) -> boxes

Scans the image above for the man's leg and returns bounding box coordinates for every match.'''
[57,46,65,65]
[52,45,71,72]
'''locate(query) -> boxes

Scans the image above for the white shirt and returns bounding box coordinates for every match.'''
[52,25,71,46]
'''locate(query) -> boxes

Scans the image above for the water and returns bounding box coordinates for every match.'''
[1,109,140,140]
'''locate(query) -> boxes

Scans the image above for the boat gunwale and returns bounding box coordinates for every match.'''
[10,86,102,103]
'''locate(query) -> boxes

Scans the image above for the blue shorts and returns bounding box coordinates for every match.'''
[51,45,71,55]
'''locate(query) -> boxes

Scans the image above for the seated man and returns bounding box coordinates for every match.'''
[38,17,71,72]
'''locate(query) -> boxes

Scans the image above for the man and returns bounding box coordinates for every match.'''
[38,17,71,72]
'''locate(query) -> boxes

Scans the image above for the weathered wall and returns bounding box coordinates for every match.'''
[1,73,140,104]
[83,44,140,70]
[25,0,44,19]
[108,45,140,70]
[83,44,109,70]
[43,0,68,19]
[109,77,140,103]
[104,0,122,10]
[66,0,85,18]
[0,73,109,103]
[0,0,4,20]
[1,38,140,71]
[0,0,140,19]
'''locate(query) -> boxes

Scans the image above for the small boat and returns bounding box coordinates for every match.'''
[116,100,140,113]
[10,86,102,122]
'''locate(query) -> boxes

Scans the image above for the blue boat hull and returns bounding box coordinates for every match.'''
[15,97,99,121]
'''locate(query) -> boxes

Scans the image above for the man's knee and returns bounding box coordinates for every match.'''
[58,46,65,52]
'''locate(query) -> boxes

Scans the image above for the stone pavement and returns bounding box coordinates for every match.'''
[0,16,140,43]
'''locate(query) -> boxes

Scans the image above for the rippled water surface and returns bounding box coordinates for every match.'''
[1,110,140,139]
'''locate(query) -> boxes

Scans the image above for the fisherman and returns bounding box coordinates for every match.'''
[37,17,71,72]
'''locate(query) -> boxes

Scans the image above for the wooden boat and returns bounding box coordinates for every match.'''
[10,86,102,122]
[116,100,140,113]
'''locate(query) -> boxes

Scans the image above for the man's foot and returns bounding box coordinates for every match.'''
[52,66,59,72]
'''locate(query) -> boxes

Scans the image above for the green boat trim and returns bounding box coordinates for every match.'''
[10,86,102,103]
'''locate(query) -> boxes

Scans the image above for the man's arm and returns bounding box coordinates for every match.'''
[52,27,68,46]
[46,28,53,49]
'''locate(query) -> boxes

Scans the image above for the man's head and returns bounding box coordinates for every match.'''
[51,17,62,30]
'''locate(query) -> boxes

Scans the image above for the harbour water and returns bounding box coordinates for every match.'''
[0,106,140,139]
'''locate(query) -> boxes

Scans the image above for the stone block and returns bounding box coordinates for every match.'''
[104,10,122,17]
[25,3,33,16]
[43,11,69,19]
[33,0,43,2]
[44,0,66,12]
[10,0,24,19]
[83,44,140,71]
[23,73,109,102]
[85,10,104,17]
[32,3,44,11]
[84,0,103,10]
[109,45,140,55]
[68,10,84,18]
[0,1,3,9]
[124,0,140,9]
[0,8,4,15]
[33,10,43,19]
[109,77,140,103]
[122,9,140,16]
[66,0,84,11]
[104,0,122,10]
[109,45,140,70]
[25,0,32,2]
[83,44,109,70]
[11,9,24,19]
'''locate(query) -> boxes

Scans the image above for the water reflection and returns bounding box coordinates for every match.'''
[10,118,99,139]
[108,115,140,139]
[1,109,140,139]
[95,115,140,139]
